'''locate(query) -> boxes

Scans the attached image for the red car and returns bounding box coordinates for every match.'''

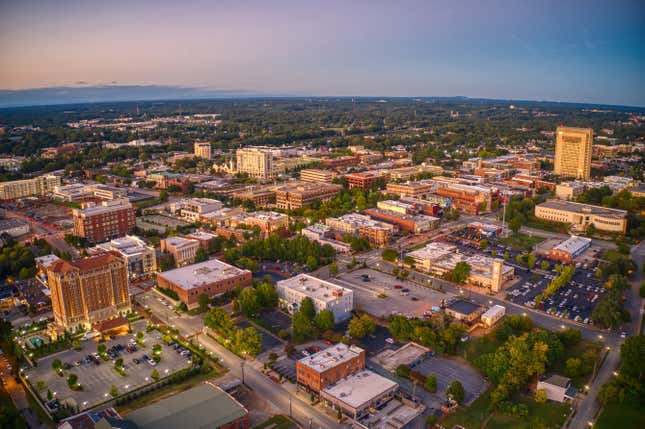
[394,285,403,289]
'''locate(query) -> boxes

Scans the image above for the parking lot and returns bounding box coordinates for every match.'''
[335,268,452,319]
[411,356,488,405]
[26,329,192,410]
[256,310,292,333]
[507,268,604,323]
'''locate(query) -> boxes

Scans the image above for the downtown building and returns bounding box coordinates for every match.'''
[88,235,157,280]
[553,126,593,180]
[276,274,354,323]
[193,141,212,160]
[236,147,274,180]
[44,252,131,332]
[156,258,252,309]
[325,213,395,247]
[72,199,136,243]
[0,174,61,200]
[275,181,342,210]
[534,199,627,233]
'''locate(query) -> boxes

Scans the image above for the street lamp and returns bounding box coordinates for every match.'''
[240,361,245,385]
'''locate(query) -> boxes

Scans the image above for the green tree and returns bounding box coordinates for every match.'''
[314,309,335,331]
[540,260,550,270]
[291,311,314,342]
[306,255,318,271]
[52,358,62,372]
[234,327,262,357]
[159,190,169,202]
[619,335,645,396]
[509,216,523,234]
[425,374,437,393]
[300,297,316,321]
[151,369,159,381]
[527,253,536,269]
[640,282,645,298]
[194,246,209,263]
[238,287,260,316]
[591,289,629,329]
[535,388,547,403]
[256,282,278,308]
[347,314,375,339]
[329,261,339,275]
[198,293,210,311]
[565,357,583,378]
[446,380,465,404]
[72,339,82,351]
[479,239,488,250]
[450,261,471,284]
[109,385,118,397]
[396,364,411,379]
[67,373,78,388]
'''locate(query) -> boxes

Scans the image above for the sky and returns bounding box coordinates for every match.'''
[1,0,644,106]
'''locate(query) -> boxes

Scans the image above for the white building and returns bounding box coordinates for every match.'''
[89,235,157,280]
[536,375,577,403]
[169,198,223,222]
[481,305,506,327]
[236,147,274,180]
[276,274,353,323]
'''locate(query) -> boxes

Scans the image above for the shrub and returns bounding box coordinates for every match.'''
[396,364,411,379]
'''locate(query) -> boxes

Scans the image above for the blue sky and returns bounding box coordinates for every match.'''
[1,0,644,106]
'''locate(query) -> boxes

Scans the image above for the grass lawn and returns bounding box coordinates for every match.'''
[253,415,297,429]
[441,391,571,429]
[499,233,545,252]
[596,398,645,429]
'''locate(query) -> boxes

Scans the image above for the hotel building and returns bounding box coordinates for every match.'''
[553,127,593,180]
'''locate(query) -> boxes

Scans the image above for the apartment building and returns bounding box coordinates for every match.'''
[296,343,366,393]
[169,198,223,222]
[194,141,212,160]
[275,182,342,210]
[0,174,60,200]
[160,236,200,267]
[277,274,354,323]
[345,171,389,190]
[45,252,131,331]
[534,199,627,233]
[434,183,492,215]
[236,147,274,180]
[231,188,276,207]
[301,224,352,254]
[72,199,136,243]
[229,211,289,236]
[156,259,252,309]
[363,207,439,233]
[184,231,219,251]
[89,235,156,279]
[300,169,338,183]
[325,213,394,247]
[554,127,593,180]
[385,181,435,199]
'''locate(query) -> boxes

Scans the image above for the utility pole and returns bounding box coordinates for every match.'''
[240,361,245,385]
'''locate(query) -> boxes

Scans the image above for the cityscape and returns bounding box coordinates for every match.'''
[0,2,644,429]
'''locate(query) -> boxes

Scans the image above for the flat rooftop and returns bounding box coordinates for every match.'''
[322,370,398,410]
[552,236,592,254]
[184,231,218,241]
[447,299,482,316]
[538,199,627,218]
[162,236,198,248]
[408,242,456,262]
[278,274,352,304]
[0,217,29,230]
[123,383,247,429]
[373,342,430,372]
[157,258,249,290]
[298,343,364,373]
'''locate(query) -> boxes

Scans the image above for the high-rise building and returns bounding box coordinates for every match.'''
[0,174,60,200]
[236,147,274,180]
[72,199,136,243]
[554,127,593,180]
[194,141,212,160]
[45,252,131,331]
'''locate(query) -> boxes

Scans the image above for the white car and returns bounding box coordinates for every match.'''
[385,338,394,344]
[620,332,627,339]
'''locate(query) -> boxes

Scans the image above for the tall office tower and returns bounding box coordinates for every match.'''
[553,126,593,180]
[45,252,131,330]
[236,147,274,180]
[194,141,212,160]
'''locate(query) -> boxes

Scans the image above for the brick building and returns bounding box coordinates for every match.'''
[72,199,136,243]
[296,344,366,393]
